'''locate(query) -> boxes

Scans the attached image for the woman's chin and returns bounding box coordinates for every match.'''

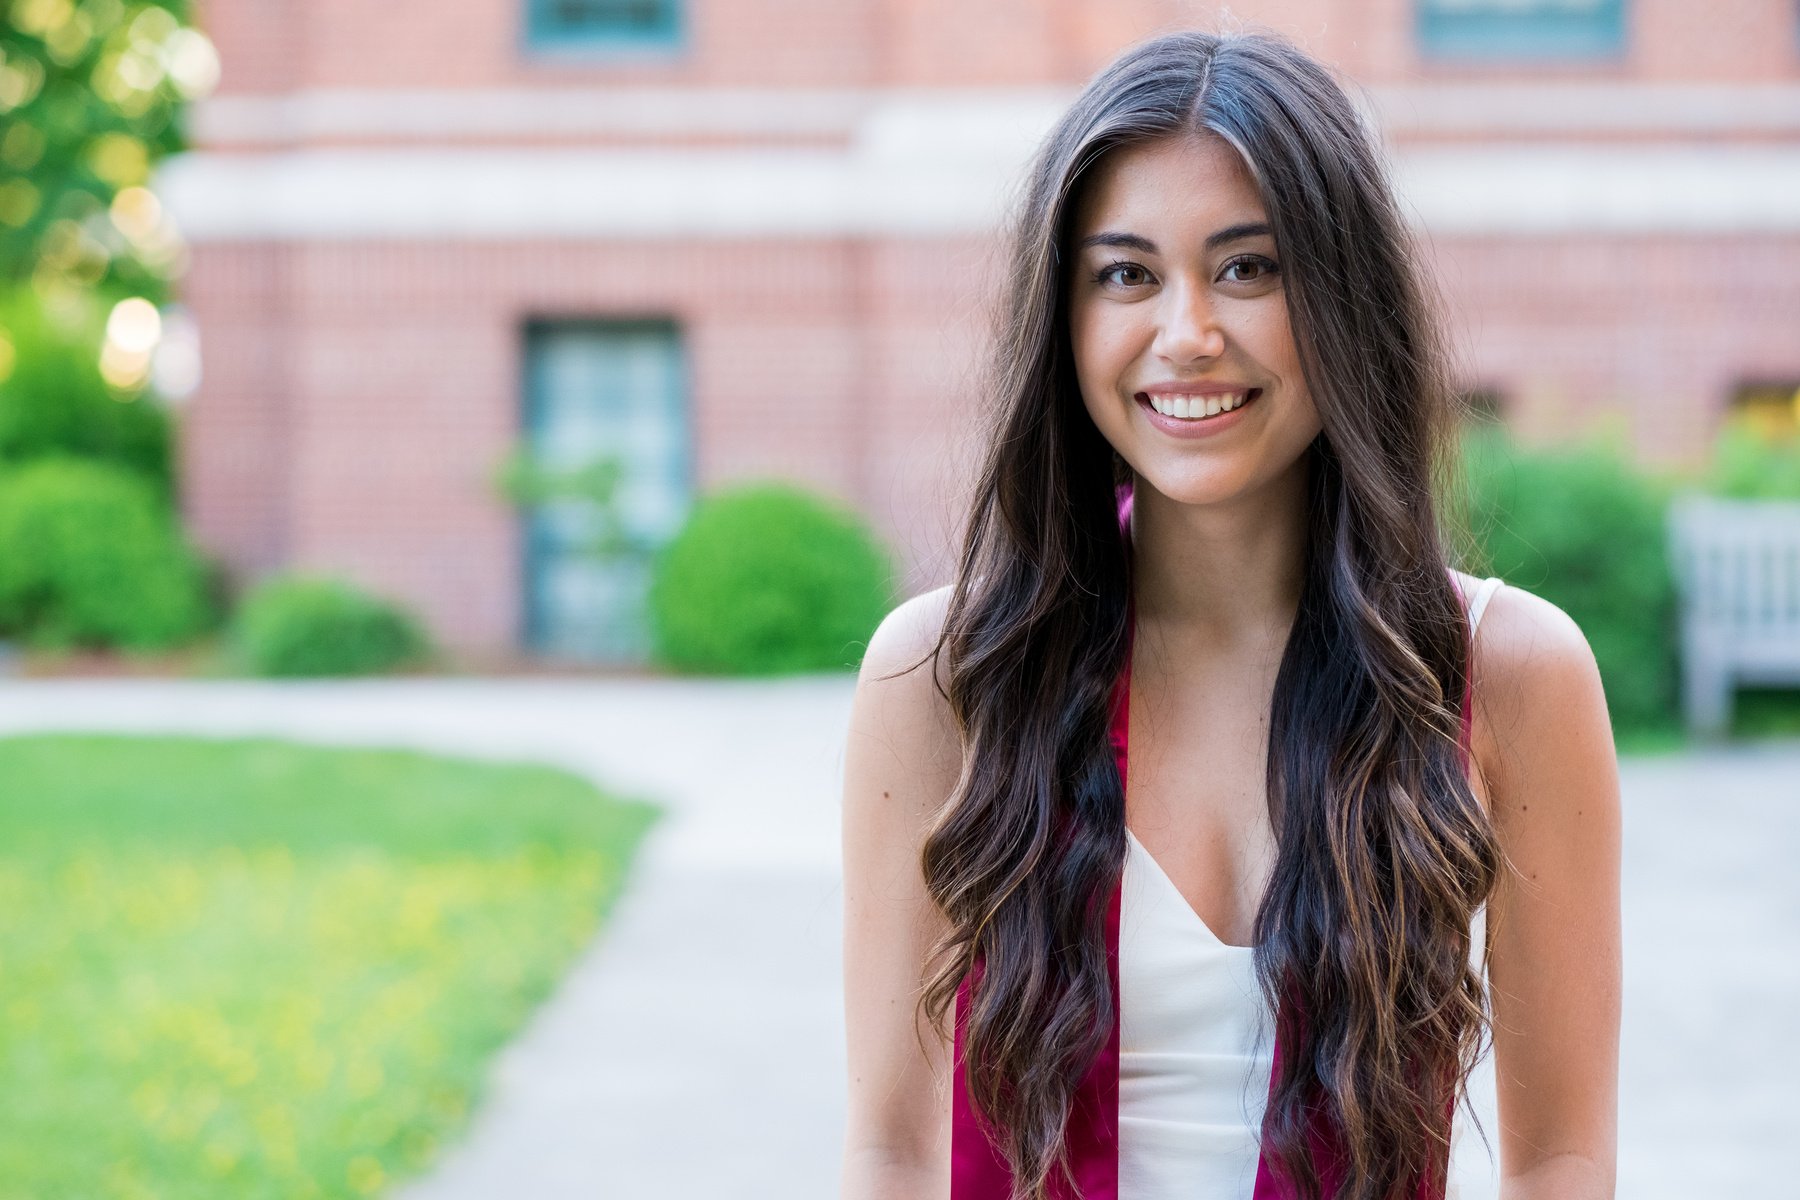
[1131,467,1259,511]
[1127,441,1315,513]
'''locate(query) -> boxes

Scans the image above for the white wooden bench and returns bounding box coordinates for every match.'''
[1667,494,1800,737]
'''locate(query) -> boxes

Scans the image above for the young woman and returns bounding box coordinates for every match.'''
[841,28,1620,1200]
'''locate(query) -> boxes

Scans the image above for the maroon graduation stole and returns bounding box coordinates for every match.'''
[950,492,1475,1198]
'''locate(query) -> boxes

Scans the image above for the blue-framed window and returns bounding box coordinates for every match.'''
[526,0,682,50]
[520,319,691,663]
[1416,0,1626,59]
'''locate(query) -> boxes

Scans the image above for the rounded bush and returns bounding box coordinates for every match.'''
[1457,427,1678,733]
[647,481,897,675]
[0,288,174,495]
[0,456,211,651]
[231,574,432,678]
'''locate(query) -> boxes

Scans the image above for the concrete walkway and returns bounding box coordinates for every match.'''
[0,679,1794,1199]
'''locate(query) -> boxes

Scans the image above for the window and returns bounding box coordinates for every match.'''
[1729,380,1800,439]
[520,320,690,662]
[525,0,681,50]
[1416,0,1626,60]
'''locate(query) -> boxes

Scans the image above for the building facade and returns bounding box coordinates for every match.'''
[163,0,1800,661]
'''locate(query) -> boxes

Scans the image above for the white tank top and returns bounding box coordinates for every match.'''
[1117,574,1505,1200]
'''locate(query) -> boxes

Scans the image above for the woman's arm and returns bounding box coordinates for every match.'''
[840,586,961,1200]
[1469,585,1623,1200]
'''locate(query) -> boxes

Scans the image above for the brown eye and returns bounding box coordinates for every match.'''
[1221,256,1278,284]
[1096,261,1151,288]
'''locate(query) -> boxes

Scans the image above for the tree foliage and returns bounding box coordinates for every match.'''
[1,0,215,294]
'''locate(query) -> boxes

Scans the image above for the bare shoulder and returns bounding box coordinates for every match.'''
[841,584,965,1169]
[860,583,956,694]
[1462,577,1618,835]
[1462,574,1598,688]
[1456,578,1623,1179]
[846,583,963,814]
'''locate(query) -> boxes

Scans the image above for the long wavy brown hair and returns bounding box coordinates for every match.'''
[900,27,1503,1200]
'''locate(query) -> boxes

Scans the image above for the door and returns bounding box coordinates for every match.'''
[521,319,690,663]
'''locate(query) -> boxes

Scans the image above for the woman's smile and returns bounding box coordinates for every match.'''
[1135,387,1263,438]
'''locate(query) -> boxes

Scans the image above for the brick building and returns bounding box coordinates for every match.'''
[160,0,1800,662]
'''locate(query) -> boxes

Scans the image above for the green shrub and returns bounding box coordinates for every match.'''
[1455,427,1679,734]
[647,480,898,675]
[0,288,174,496]
[1700,410,1800,499]
[1689,411,1800,739]
[231,574,433,677]
[0,455,211,651]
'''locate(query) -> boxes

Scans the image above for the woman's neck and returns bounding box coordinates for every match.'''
[1128,461,1311,655]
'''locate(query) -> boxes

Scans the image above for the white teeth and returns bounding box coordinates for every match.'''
[1148,391,1250,419]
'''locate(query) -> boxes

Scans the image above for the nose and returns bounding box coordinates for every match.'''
[1150,277,1226,366]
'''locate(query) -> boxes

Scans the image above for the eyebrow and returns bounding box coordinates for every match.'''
[1075,221,1273,255]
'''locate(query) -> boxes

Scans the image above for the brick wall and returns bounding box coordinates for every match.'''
[195,0,1800,96]
[178,236,997,650]
[172,0,1800,655]
[1427,234,1800,460]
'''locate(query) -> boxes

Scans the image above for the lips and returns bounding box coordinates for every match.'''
[1140,388,1259,419]
[1133,387,1263,438]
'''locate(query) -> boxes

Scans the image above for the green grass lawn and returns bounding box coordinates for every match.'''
[0,733,661,1200]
